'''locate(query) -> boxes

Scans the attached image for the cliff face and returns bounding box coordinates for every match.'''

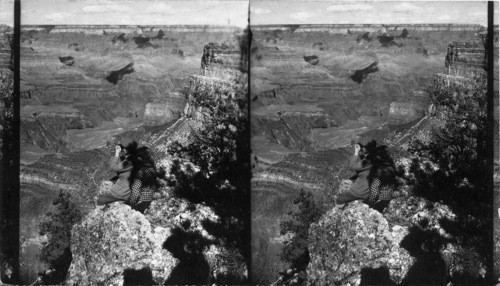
[435,36,486,88]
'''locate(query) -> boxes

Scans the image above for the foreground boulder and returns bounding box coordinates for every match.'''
[307,201,413,285]
[146,196,248,283]
[66,203,176,286]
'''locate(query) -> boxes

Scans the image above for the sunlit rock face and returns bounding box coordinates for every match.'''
[307,201,413,285]
[388,90,429,125]
[144,91,186,126]
[66,203,177,286]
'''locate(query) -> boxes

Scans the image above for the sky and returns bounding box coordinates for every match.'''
[251,1,490,26]
[0,1,496,27]
[20,0,249,27]
[0,0,14,26]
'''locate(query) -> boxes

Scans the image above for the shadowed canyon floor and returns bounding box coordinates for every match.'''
[250,24,485,284]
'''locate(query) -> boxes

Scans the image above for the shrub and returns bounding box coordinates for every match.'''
[39,191,83,284]
[280,190,323,270]
[407,72,491,282]
[167,70,251,276]
[408,73,488,195]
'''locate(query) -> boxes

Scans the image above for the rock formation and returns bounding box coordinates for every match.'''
[307,201,413,285]
[388,90,429,125]
[66,203,177,285]
[143,92,186,126]
[66,193,248,285]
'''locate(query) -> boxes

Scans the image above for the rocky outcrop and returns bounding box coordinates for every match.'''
[445,40,486,77]
[66,193,247,285]
[0,25,12,70]
[144,91,186,126]
[435,38,486,88]
[66,203,176,285]
[201,42,242,76]
[146,196,248,283]
[388,91,429,125]
[307,201,413,285]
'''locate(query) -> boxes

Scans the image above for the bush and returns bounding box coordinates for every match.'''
[409,74,488,195]
[280,190,323,270]
[407,72,491,282]
[167,71,251,277]
[39,191,83,284]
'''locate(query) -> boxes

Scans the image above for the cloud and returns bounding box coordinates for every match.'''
[392,2,422,13]
[45,12,73,22]
[289,12,314,22]
[468,11,487,17]
[82,4,131,13]
[146,3,172,13]
[437,14,452,22]
[251,7,271,15]
[326,3,373,12]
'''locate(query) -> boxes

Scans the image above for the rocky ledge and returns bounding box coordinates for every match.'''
[307,201,413,285]
[67,192,247,285]
[66,203,176,285]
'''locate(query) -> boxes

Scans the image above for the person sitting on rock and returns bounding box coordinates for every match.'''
[366,145,397,212]
[126,146,159,213]
[336,140,377,205]
[95,138,138,207]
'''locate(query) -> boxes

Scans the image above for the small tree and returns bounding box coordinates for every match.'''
[280,190,323,270]
[167,76,251,269]
[408,73,488,201]
[39,191,83,284]
[407,72,491,283]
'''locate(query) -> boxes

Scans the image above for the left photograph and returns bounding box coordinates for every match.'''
[19,1,250,285]
[0,0,15,283]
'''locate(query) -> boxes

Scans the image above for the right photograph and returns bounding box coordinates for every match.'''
[250,1,496,285]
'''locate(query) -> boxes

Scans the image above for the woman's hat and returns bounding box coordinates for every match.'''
[358,139,377,151]
[119,138,138,152]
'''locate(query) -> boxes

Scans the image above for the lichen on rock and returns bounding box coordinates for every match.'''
[307,201,413,285]
[66,203,176,286]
